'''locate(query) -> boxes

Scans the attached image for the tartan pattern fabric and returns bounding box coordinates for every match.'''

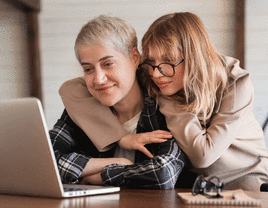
[49,94,186,189]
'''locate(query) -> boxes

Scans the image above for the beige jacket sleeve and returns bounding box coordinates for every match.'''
[59,77,128,151]
[158,57,261,168]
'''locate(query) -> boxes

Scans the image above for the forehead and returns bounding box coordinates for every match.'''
[78,44,126,63]
[147,45,179,60]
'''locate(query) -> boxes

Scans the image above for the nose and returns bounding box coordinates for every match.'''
[94,68,107,85]
[152,66,164,78]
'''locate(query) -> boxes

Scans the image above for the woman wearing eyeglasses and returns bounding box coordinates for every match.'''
[59,12,268,191]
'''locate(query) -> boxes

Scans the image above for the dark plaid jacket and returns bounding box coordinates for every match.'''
[49,94,186,189]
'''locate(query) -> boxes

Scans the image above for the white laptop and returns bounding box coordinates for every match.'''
[0,97,120,198]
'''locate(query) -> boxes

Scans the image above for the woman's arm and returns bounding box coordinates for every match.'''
[59,77,171,158]
[100,138,186,190]
[59,77,128,152]
[49,111,91,183]
[80,157,134,177]
[50,110,134,183]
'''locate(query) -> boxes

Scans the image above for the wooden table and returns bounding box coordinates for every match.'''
[0,188,267,208]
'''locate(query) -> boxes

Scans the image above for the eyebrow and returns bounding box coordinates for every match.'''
[81,56,114,66]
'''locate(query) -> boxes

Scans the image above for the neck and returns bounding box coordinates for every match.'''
[113,81,144,124]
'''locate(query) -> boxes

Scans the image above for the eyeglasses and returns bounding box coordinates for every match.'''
[192,175,224,198]
[139,59,184,77]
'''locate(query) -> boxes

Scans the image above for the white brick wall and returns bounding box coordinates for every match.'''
[246,0,268,144]
[39,0,237,129]
[0,0,31,99]
[1,0,267,146]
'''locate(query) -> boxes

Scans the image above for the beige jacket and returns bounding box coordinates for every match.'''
[157,56,268,190]
[59,56,268,191]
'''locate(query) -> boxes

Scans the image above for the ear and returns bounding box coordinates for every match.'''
[131,47,140,69]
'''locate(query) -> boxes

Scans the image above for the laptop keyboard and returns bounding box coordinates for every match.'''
[64,187,84,192]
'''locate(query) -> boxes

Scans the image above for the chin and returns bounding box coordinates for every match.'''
[160,87,182,96]
[98,100,116,107]
[98,97,120,107]
[90,92,116,106]
[160,90,175,96]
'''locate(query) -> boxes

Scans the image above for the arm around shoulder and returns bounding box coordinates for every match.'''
[59,77,128,151]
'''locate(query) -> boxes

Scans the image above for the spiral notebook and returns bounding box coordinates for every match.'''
[177,189,261,206]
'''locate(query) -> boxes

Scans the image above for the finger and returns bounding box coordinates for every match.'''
[148,132,173,139]
[149,130,172,136]
[138,146,154,158]
[152,130,172,135]
[142,137,167,144]
[151,138,169,143]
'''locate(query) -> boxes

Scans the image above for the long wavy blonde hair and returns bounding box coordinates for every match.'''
[141,12,228,126]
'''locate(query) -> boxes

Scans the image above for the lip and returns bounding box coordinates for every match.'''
[154,81,172,89]
[95,85,115,93]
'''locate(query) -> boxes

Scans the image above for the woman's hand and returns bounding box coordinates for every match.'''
[81,157,134,178]
[117,130,172,158]
[80,158,133,185]
[80,173,103,185]
[117,158,134,166]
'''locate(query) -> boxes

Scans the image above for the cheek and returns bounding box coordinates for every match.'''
[116,67,136,86]
[172,71,184,91]
[85,76,94,88]
[175,68,184,84]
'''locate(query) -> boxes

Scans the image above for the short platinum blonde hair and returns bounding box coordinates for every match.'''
[75,15,137,61]
[141,12,228,126]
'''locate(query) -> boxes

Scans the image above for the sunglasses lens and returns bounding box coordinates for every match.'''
[192,175,223,198]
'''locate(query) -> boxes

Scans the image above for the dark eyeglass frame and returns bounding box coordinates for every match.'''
[139,59,184,77]
[192,175,224,199]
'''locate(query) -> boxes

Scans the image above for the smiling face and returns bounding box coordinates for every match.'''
[146,47,185,96]
[77,44,140,107]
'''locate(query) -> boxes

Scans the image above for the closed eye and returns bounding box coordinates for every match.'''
[103,62,113,67]
[145,58,155,64]
[83,68,95,74]
[164,57,173,63]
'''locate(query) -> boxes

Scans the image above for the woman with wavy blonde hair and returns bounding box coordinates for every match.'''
[59,12,268,191]
[138,12,268,191]
[141,12,228,126]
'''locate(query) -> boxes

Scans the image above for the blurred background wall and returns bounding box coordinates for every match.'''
[1,0,268,145]
[0,0,31,98]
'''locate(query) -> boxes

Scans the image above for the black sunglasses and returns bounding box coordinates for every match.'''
[192,175,224,198]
